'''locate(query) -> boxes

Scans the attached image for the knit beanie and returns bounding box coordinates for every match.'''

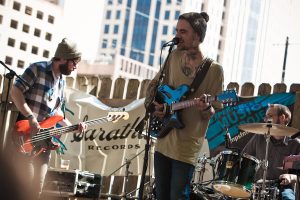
[54,38,81,59]
[179,12,209,43]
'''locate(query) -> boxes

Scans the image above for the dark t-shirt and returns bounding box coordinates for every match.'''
[243,134,300,181]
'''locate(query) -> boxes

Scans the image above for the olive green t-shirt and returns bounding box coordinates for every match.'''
[147,49,224,165]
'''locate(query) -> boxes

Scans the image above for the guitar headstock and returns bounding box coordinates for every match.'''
[107,112,129,123]
[216,89,238,106]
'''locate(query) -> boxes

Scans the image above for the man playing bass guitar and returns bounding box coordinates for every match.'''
[145,12,224,200]
[10,38,87,200]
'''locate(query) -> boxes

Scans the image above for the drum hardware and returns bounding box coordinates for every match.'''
[193,154,217,185]
[193,153,208,184]
[252,180,280,200]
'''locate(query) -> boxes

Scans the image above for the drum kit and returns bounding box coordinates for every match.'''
[188,122,299,200]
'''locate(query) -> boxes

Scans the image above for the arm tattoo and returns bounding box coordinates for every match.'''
[145,80,159,107]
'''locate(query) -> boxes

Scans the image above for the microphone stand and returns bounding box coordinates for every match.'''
[137,44,175,200]
[0,61,30,151]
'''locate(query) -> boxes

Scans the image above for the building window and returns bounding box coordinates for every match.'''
[164,11,170,20]
[133,64,137,74]
[0,0,5,6]
[0,15,2,24]
[48,15,54,24]
[34,28,41,37]
[10,19,18,29]
[45,32,52,41]
[25,6,32,15]
[5,56,12,65]
[17,60,25,68]
[43,50,49,58]
[7,38,15,47]
[22,24,29,33]
[201,3,204,11]
[107,0,112,5]
[148,55,154,66]
[162,26,168,35]
[20,42,27,51]
[113,25,119,34]
[104,25,109,34]
[102,39,107,48]
[32,46,38,55]
[222,11,225,20]
[175,11,180,19]
[36,11,43,20]
[112,39,117,48]
[13,1,21,11]
[116,10,121,19]
[218,41,222,50]
[106,10,111,19]
[161,40,166,48]
[220,26,223,35]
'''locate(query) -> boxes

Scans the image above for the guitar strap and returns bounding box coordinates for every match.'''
[188,57,213,95]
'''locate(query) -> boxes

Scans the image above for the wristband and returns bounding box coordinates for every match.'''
[203,105,212,111]
[26,114,34,119]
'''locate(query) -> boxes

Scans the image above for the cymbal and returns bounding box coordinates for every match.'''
[238,123,299,137]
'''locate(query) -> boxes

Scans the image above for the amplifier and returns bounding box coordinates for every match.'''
[42,168,102,198]
[75,171,102,198]
[42,168,78,197]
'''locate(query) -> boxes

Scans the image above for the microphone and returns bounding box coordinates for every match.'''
[162,37,179,47]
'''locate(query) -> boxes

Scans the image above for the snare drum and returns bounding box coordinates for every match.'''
[213,150,259,199]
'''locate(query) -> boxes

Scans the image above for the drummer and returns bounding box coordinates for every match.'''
[242,104,300,200]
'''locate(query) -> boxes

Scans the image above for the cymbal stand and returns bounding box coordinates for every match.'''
[260,123,272,199]
[102,150,145,200]
[193,153,208,184]
[121,159,133,199]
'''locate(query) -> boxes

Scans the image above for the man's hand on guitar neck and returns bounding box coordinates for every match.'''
[195,94,215,115]
[78,122,87,134]
[58,118,87,134]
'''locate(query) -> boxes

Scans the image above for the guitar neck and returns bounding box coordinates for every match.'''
[33,116,109,139]
[171,95,216,111]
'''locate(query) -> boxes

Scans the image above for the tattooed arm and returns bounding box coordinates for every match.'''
[144,79,159,108]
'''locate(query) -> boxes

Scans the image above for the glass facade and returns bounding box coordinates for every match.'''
[241,0,261,82]
[102,0,182,68]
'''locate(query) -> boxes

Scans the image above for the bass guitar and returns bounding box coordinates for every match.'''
[150,84,237,138]
[12,111,129,158]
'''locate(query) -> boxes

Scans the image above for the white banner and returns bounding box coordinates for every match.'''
[49,88,155,177]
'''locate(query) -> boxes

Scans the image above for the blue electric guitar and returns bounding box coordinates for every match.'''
[150,84,238,138]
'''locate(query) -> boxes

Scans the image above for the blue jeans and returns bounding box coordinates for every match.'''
[281,187,295,200]
[154,151,195,200]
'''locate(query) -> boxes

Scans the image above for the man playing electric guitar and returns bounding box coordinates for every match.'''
[10,38,87,200]
[145,12,224,200]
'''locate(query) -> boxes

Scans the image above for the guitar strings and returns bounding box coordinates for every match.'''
[27,114,125,144]
[24,116,112,145]
[26,117,109,144]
